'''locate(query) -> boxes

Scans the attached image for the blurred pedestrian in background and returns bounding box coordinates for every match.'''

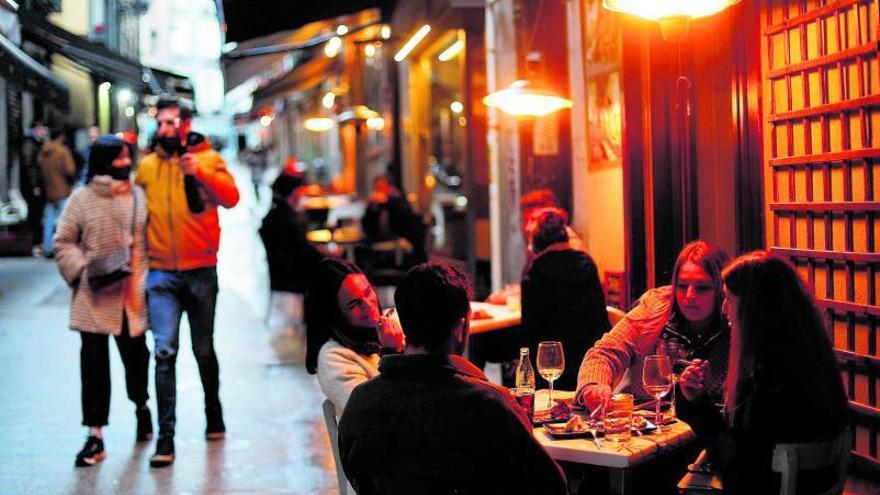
[37,127,76,258]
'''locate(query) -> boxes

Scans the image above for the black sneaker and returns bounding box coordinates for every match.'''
[75,436,106,467]
[149,433,175,467]
[136,406,153,442]
[205,407,225,441]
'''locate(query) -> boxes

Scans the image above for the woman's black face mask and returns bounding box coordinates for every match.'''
[109,166,132,180]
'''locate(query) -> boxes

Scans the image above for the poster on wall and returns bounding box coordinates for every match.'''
[585,0,622,166]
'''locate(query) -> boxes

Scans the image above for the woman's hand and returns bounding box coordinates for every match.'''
[679,358,710,402]
[377,315,405,352]
[578,383,612,413]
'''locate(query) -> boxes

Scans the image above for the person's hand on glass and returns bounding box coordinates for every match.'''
[679,358,710,402]
[377,313,405,352]
[577,383,612,413]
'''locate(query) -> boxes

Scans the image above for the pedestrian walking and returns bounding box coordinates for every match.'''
[53,135,152,467]
[135,96,240,467]
[37,127,77,258]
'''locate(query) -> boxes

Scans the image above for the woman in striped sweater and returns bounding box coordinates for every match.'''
[54,135,151,467]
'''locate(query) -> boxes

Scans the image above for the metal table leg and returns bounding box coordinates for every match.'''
[610,468,632,495]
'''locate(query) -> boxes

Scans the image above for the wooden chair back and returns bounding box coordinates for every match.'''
[771,427,850,495]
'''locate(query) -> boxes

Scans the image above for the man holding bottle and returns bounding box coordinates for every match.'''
[136,96,240,467]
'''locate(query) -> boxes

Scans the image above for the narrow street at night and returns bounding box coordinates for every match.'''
[0,162,338,495]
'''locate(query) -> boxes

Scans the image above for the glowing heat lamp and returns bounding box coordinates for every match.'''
[304,117,335,132]
[602,0,741,41]
[483,80,572,118]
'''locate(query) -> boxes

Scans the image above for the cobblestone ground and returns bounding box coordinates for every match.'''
[0,162,338,494]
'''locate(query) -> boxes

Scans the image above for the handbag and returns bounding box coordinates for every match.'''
[87,194,137,291]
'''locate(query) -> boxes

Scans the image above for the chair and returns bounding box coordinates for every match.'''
[607,306,626,327]
[322,399,354,495]
[771,427,850,495]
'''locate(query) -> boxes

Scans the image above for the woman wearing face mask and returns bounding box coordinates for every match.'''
[54,135,151,467]
[305,258,405,415]
[576,240,731,411]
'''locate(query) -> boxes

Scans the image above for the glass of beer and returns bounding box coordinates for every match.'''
[513,387,535,420]
[604,393,634,442]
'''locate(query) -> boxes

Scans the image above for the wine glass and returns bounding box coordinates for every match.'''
[661,340,687,418]
[536,341,565,409]
[642,354,673,431]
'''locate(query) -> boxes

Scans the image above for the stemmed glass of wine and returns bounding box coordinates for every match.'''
[536,341,565,409]
[642,354,673,432]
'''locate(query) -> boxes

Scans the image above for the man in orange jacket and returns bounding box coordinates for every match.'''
[136,97,240,467]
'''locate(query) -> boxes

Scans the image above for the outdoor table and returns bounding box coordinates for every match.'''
[306,227,364,262]
[532,390,696,495]
[468,301,520,335]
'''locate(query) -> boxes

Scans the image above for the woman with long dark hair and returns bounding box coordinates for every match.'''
[576,240,731,410]
[54,135,151,466]
[678,252,849,494]
[305,258,404,415]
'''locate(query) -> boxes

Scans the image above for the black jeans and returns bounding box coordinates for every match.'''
[80,315,150,426]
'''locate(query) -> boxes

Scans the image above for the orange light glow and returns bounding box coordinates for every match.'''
[483,80,572,118]
[438,40,464,62]
[304,117,335,132]
[602,0,740,20]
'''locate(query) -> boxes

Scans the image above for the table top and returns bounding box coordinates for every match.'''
[469,301,521,335]
[306,227,364,245]
[534,412,695,469]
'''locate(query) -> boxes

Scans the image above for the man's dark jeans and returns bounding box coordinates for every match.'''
[147,267,221,434]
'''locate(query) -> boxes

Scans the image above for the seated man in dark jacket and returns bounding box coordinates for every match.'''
[521,208,610,391]
[338,262,567,495]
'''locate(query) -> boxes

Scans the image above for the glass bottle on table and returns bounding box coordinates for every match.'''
[642,354,673,432]
[536,341,564,408]
[513,347,535,419]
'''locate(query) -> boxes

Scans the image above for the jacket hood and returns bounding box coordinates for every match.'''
[529,248,594,289]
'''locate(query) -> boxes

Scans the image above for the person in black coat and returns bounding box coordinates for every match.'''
[521,208,611,391]
[259,172,323,296]
[361,175,427,266]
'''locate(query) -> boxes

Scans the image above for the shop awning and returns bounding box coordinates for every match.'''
[223,22,324,92]
[145,67,196,101]
[251,55,334,110]
[20,12,149,91]
[0,32,69,109]
[220,0,394,43]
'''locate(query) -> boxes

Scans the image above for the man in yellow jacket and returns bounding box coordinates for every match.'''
[136,97,239,467]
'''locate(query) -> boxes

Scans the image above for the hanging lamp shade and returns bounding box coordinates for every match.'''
[603,0,741,41]
[483,80,573,118]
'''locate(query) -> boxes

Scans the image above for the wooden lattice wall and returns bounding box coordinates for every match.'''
[761,0,880,473]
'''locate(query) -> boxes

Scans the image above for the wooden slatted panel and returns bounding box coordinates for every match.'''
[762,0,880,474]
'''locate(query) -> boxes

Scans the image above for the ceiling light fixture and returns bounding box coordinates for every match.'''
[438,39,464,62]
[304,117,335,132]
[394,24,431,62]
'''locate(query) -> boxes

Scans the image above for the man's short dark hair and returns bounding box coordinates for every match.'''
[394,262,473,351]
[156,96,193,120]
[49,127,64,140]
[531,208,569,253]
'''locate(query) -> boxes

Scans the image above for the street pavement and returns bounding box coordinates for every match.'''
[0,162,338,494]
